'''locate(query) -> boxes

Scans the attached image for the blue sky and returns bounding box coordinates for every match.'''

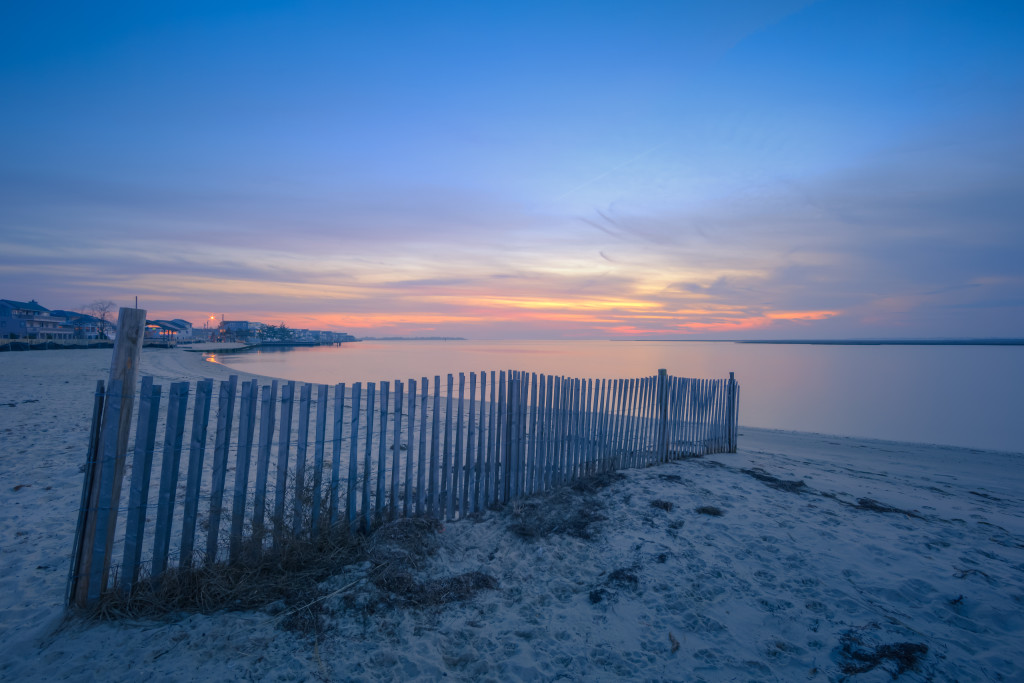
[2,0,1022,338]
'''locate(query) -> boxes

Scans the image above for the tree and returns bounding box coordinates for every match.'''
[257,322,294,341]
[84,300,117,338]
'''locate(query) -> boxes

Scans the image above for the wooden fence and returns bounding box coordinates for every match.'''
[67,368,739,607]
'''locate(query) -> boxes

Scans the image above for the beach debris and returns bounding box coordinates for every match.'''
[373,569,498,607]
[507,473,617,540]
[606,567,640,590]
[741,468,808,494]
[854,498,922,518]
[836,630,929,677]
[953,567,991,581]
[695,505,724,516]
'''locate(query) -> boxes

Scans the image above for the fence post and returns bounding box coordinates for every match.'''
[71,306,146,608]
[657,369,668,463]
[727,372,737,453]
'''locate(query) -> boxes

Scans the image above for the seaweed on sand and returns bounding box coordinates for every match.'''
[837,630,929,677]
[741,468,808,494]
[507,472,621,540]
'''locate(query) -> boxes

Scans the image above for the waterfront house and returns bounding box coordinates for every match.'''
[0,299,74,340]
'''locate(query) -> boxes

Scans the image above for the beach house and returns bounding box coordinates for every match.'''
[0,299,74,340]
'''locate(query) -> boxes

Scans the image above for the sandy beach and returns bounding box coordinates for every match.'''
[1,347,1022,681]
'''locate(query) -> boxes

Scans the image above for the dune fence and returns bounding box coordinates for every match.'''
[68,367,739,609]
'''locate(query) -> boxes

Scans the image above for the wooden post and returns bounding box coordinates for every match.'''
[726,372,738,453]
[72,306,145,607]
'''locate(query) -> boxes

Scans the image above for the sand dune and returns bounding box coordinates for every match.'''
[1,348,1021,681]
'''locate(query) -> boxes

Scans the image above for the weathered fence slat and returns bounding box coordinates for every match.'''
[251,381,277,541]
[475,371,487,511]
[205,375,237,565]
[310,383,328,536]
[417,378,428,517]
[485,371,496,508]
[229,379,258,562]
[328,383,346,528]
[86,379,123,603]
[391,379,404,521]
[454,373,465,518]
[443,374,454,520]
[273,381,295,538]
[67,380,105,606]
[292,382,312,536]
[180,377,213,568]
[375,381,389,524]
[465,373,477,514]
[151,381,189,581]
[429,377,441,518]
[405,378,416,517]
[362,382,376,532]
[122,377,161,591]
[346,383,361,534]
[228,378,256,561]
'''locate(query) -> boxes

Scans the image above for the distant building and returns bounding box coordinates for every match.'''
[146,320,190,343]
[170,319,194,340]
[218,320,252,342]
[48,310,107,339]
[0,299,73,340]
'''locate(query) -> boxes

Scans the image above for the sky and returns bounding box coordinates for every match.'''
[2,0,1022,339]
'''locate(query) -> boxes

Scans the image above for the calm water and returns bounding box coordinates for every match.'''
[207,340,1024,453]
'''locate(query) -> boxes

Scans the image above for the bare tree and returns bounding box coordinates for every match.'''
[84,300,117,339]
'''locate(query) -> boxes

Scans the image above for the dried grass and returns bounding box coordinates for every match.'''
[93,526,366,623]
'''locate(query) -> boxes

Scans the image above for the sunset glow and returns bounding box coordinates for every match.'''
[1,2,1021,339]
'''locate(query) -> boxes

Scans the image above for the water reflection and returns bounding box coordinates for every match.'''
[208,341,1023,453]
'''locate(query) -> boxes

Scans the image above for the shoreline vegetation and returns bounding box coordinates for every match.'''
[1,347,1021,680]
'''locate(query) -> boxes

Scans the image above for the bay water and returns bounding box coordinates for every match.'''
[207,340,1023,453]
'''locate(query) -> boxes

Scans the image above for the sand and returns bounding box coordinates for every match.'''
[1,347,1022,681]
